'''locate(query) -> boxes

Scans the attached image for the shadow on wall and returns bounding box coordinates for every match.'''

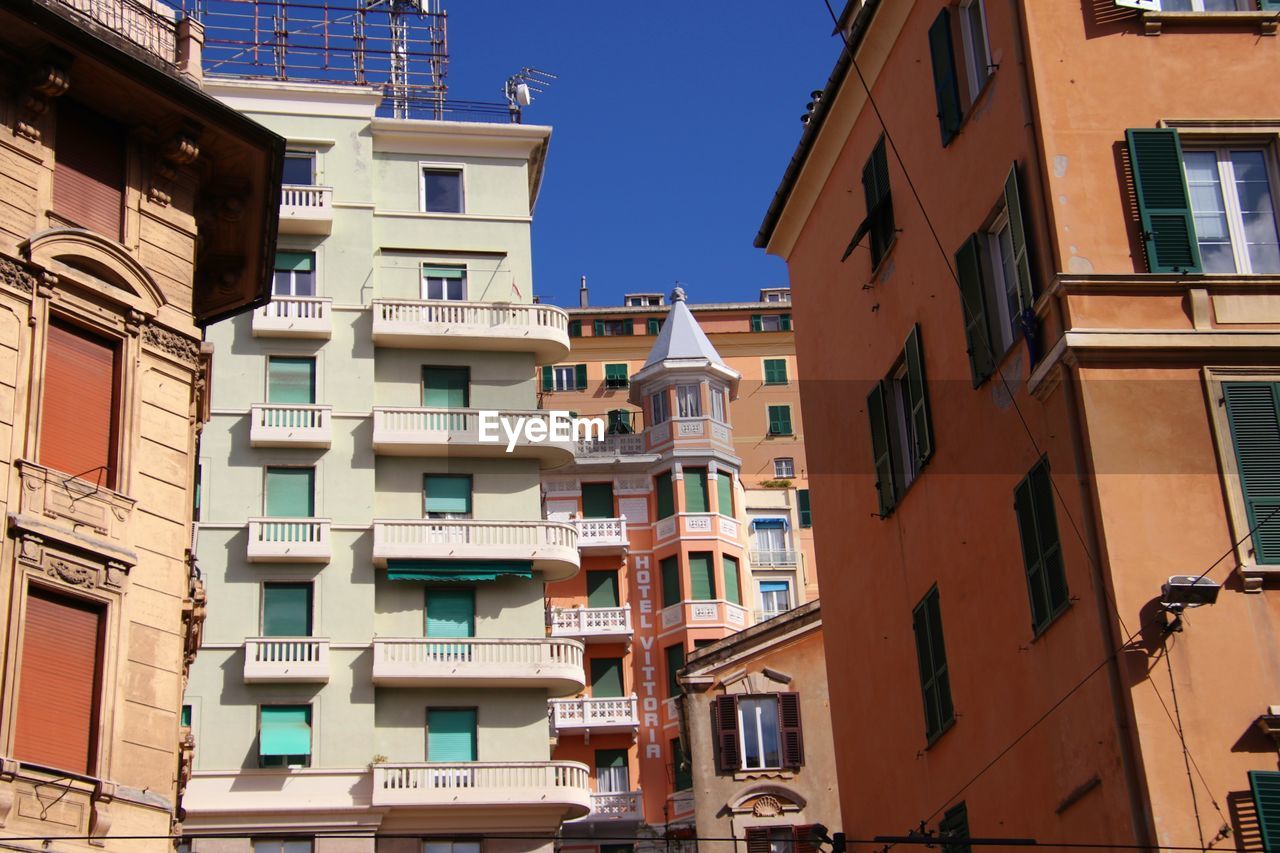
[1227,788,1267,852]
[1080,0,1142,39]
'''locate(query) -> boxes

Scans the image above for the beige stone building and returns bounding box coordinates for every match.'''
[0,0,281,849]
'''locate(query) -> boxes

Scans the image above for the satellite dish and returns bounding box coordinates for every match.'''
[515,83,532,106]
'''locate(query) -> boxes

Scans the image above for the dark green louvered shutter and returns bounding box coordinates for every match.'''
[623,319,634,335]
[928,10,963,146]
[1263,0,1280,9]
[764,359,788,385]
[665,643,684,698]
[797,489,812,527]
[781,314,792,331]
[575,364,588,389]
[1014,458,1069,633]
[1224,383,1280,564]
[1250,770,1280,853]
[768,406,793,435]
[586,570,620,607]
[648,318,661,335]
[684,468,709,513]
[1126,128,1201,273]
[656,471,675,519]
[956,234,995,385]
[913,587,953,742]
[863,138,895,267]
[582,482,615,519]
[541,365,554,391]
[722,555,741,605]
[903,325,934,467]
[751,315,763,332]
[689,553,715,600]
[867,382,894,516]
[1003,163,1035,314]
[939,802,971,853]
[568,320,582,338]
[661,556,681,607]
[594,320,605,337]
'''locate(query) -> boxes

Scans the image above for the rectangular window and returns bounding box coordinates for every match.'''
[423,169,463,214]
[661,556,681,607]
[647,317,662,335]
[1183,147,1280,274]
[281,151,315,186]
[263,582,313,637]
[716,471,733,516]
[767,405,793,436]
[422,266,467,301]
[423,366,470,408]
[713,693,803,775]
[684,467,709,513]
[13,586,104,774]
[181,704,192,727]
[591,659,625,698]
[582,482,615,519]
[958,0,991,101]
[41,319,119,487]
[751,314,790,332]
[586,570,620,608]
[1015,458,1069,633]
[763,359,789,385]
[928,9,963,145]
[758,580,792,619]
[427,708,477,761]
[594,319,633,336]
[259,705,311,767]
[265,467,315,518]
[54,100,125,239]
[753,520,788,554]
[656,471,675,520]
[773,458,795,479]
[940,802,971,853]
[604,363,630,389]
[867,325,933,516]
[423,842,480,853]
[739,696,781,769]
[253,840,312,853]
[722,555,741,606]
[862,137,896,268]
[552,366,576,391]
[676,384,702,418]
[426,588,475,638]
[606,409,634,435]
[568,320,583,338]
[710,386,727,423]
[424,474,472,519]
[1223,382,1280,564]
[912,586,954,743]
[688,552,715,601]
[797,489,812,527]
[651,390,671,425]
[665,643,684,698]
[268,357,316,405]
[273,252,316,297]
[626,295,662,307]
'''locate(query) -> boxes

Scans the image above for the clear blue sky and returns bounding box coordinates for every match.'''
[441,2,840,309]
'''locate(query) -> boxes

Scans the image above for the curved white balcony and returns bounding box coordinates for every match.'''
[279,185,333,234]
[372,519,579,581]
[252,296,332,339]
[572,517,628,553]
[372,407,574,466]
[250,404,332,448]
[550,695,638,737]
[569,790,644,824]
[371,299,570,362]
[371,638,585,695]
[243,638,330,683]
[247,518,331,563]
[550,606,633,643]
[371,761,590,819]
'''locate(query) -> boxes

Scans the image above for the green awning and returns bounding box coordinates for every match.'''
[423,266,466,279]
[274,251,314,272]
[388,560,533,582]
[260,706,311,756]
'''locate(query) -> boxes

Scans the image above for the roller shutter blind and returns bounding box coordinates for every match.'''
[688,553,715,600]
[259,706,311,758]
[684,468,709,513]
[423,367,469,408]
[722,555,741,605]
[586,571,620,607]
[13,587,103,774]
[268,357,316,405]
[266,468,314,517]
[1223,382,1280,564]
[54,100,125,240]
[426,588,475,638]
[263,583,312,636]
[41,320,118,487]
[425,475,471,516]
[428,708,477,761]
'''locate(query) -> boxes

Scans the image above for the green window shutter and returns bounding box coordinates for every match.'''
[267,357,316,405]
[575,364,588,389]
[596,748,627,770]
[768,405,792,435]
[1126,128,1202,273]
[867,383,895,517]
[955,233,996,385]
[1003,163,1035,315]
[260,706,311,757]
[665,643,684,698]
[266,468,314,518]
[593,320,605,337]
[568,319,582,338]
[586,570,620,608]
[623,319,634,335]
[751,314,763,332]
[605,364,629,387]
[607,409,633,434]
[274,252,313,272]
[1014,458,1068,633]
[1251,770,1280,852]
[424,475,472,515]
[427,708,477,762]
[582,482,615,519]
[764,359,788,385]
[689,553,715,600]
[1263,0,1280,9]
[591,658,624,698]
[797,489,812,527]
[656,472,675,519]
[716,472,733,517]
[928,10,963,146]
[684,468,709,513]
[780,314,792,331]
[661,556,681,607]
[423,367,469,408]
[671,738,693,790]
[648,318,661,335]
[722,555,741,605]
[263,583,312,637]
[426,588,475,638]
[912,587,954,742]
[1224,383,1280,564]
[939,803,971,853]
[863,137,896,267]
[903,324,934,467]
[541,365,554,392]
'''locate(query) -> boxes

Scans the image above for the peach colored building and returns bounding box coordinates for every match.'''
[758,0,1280,849]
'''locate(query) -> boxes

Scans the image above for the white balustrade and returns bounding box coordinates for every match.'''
[372,637,585,692]
[279,185,333,234]
[550,696,638,732]
[572,517,628,552]
[575,434,647,457]
[659,600,750,632]
[243,638,330,682]
[372,519,579,580]
[577,791,643,822]
[250,404,332,448]
[749,549,799,567]
[550,607,632,640]
[252,296,333,338]
[371,761,592,811]
[372,407,574,462]
[247,518,332,563]
[370,299,569,361]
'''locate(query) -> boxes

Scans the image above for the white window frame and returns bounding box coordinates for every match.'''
[676,384,702,418]
[958,0,992,102]
[595,761,630,794]
[773,458,795,479]
[419,163,466,214]
[272,250,317,298]
[760,314,784,332]
[710,384,727,423]
[981,209,1019,353]
[281,150,316,186]
[651,390,670,425]
[421,265,468,301]
[889,363,920,492]
[737,695,782,771]
[756,576,794,620]
[554,366,577,392]
[1182,144,1280,275]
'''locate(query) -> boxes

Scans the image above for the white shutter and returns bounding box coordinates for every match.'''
[1114,0,1160,10]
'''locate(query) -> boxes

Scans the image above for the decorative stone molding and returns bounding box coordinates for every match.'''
[0,256,35,294]
[16,55,70,141]
[16,459,136,550]
[47,557,96,588]
[175,729,194,821]
[148,123,202,206]
[181,564,206,687]
[88,781,116,847]
[142,323,201,367]
[35,270,57,299]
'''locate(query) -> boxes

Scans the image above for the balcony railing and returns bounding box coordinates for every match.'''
[279,185,333,234]
[550,696,638,734]
[655,513,741,542]
[371,761,591,815]
[250,404,332,448]
[572,517,628,552]
[550,606,632,641]
[246,518,332,563]
[574,434,647,458]
[54,0,178,64]
[749,549,799,567]
[572,790,644,823]
[372,407,573,464]
[371,299,570,362]
[243,638,330,683]
[372,638,584,694]
[660,599,750,633]
[252,296,333,339]
[372,519,579,581]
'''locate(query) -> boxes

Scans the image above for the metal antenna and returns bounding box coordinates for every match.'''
[504,67,557,119]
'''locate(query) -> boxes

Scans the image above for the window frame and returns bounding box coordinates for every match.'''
[1181,143,1280,275]
[281,150,316,186]
[767,404,793,437]
[756,577,794,620]
[420,165,466,214]
[272,251,317,298]
[651,389,671,425]
[553,365,579,392]
[763,358,789,386]
[257,703,313,768]
[421,265,468,301]
[773,458,795,478]
[676,384,703,418]
[957,0,992,102]
[737,695,782,771]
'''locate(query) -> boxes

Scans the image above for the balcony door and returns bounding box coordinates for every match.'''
[594,749,629,794]
[263,583,312,637]
[581,483,614,519]
[426,588,475,638]
[586,571,619,608]
[427,708,477,762]
[752,519,789,554]
[590,658,624,698]
[423,366,469,409]
[266,468,315,518]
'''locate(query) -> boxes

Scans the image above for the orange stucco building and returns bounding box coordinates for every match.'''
[758,0,1280,850]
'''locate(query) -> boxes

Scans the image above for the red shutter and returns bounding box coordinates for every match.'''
[795,825,820,853]
[779,692,805,768]
[712,694,740,773]
[13,586,104,774]
[53,100,125,240]
[745,828,771,853]
[40,321,119,487]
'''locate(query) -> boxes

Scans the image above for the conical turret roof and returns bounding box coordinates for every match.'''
[642,287,727,369]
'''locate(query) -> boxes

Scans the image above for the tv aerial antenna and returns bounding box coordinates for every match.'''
[505,67,557,119]
[362,0,443,118]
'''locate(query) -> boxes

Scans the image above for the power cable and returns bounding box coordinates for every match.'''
[1165,638,1207,851]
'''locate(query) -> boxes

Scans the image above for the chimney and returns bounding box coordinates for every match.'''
[579,275,589,308]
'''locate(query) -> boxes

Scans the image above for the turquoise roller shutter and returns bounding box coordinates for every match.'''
[426,588,475,638]
[1224,382,1280,564]
[263,583,311,636]
[268,357,316,405]
[260,706,311,756]
[424,475,471,515]
[689,553,714,600]
[423,367,469,408]
[265,468,314,517]
[427,708,477,762]
[274,252,313,272]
